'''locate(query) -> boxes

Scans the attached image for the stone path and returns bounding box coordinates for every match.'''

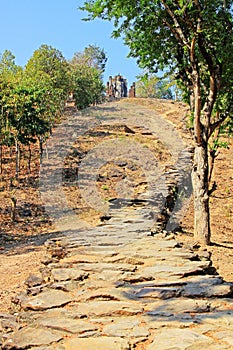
[1,101,233,349]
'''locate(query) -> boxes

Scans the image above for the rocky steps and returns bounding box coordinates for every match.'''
[1,100,232,349]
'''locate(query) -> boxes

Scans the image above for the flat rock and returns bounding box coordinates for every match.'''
[76,301,143,317]
[195,311,233,327]
[63,336,130,350]
[3,327,63,349]
[30,347,65,350]
[133,286,182,299]
[147,328,211,350]
[75,288,127,302]
[182,281,233,298]
[51,268,89,282]
[184,275,224,285]
[185,342,231,350]
[213,331,233,346]
[140,262,208,279]
[50,280,79,292]
[93,270,126,282]
[145,298,212,315]
[102,318,149,338]
[60,254,100,264]
[143,314,197,328]
[21,289,74,310]
[77,262,137,273]
[122,240,180,257]
[103,255,144,265]
[38,316,98,334]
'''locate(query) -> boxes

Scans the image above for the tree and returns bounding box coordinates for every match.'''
[23,71,65,133]
[0,50,22,75]
[71,44,107,74]
[25,44,69,98]
[0,50,22,174]
[0,48,63,177]
[136,73,160,98]
[4,82,51,177]
[69,45,106,109]
[81,0,233,245]
[136,73,173,99]
[70,63,105,109]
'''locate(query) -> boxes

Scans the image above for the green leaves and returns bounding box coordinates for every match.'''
[70,63,105,110]
[25,44,69,97]
[136,72,174,99]
[71,44,107,74]
[69,45,106,109]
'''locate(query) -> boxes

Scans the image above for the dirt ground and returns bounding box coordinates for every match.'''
[0,98,232,313]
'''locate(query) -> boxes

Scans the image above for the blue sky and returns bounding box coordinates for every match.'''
[0,0,142,86]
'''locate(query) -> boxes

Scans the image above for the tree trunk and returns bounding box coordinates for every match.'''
[28,144,32,174]
[39,137,43,165]
[0,144,2,174]
[192,144,211,245]
[191,57,211,245]
[15,138,20,180]
[10,196,17,221]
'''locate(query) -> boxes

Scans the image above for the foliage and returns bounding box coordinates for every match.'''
[25,44,69,98]
[0,50,22,75]
[0,43,108,179]
[71,44,107,74]
[69,45,107,109]
[6,84,50,145]
[136,73,173,99]
[0,49,65,177]
[70,63,105,109]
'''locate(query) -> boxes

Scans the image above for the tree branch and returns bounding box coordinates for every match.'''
[161,0,190,48]
[209,113,228,137]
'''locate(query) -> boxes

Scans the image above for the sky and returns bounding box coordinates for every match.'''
[0,0,142,87]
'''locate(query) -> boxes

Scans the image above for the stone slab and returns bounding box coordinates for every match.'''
[147,328,211,350]
[38,316,98,334]
[75,287,127,302]
[76,301,143,317]
[63,336,129,350]
[21,289,74,310]
[51,268,89,282]
[141,262,208,278]
[182,282,233,298]
[102,317,149,338]
[195,311,233,326]
[185,342,231,350]
[214,331,233,346]
[133,286,182,299]
[77,262,137,273]
[145,298,212,315]
[60,254,100,264]
[3,327,63,349]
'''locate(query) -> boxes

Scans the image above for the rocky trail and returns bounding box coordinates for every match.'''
[0,100,232,349]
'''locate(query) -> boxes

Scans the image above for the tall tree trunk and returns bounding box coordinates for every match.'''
[192,144,211,245]
[28,144,32,174]
[191,60,211,245]
[10,196,17,221]
[15,138,20,180]
[0,144,2,174]
[39,137,43,165]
